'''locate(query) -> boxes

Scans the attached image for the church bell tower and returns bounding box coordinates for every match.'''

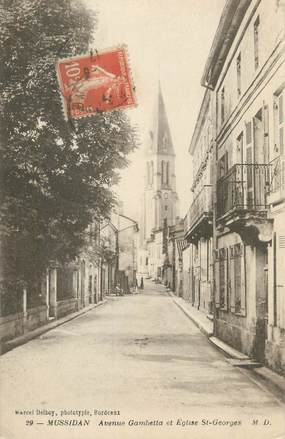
[139,83,180,263]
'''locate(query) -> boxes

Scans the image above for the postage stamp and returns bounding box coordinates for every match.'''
[56,45,136,120]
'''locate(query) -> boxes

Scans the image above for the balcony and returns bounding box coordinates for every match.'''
[184,185,213,242]
[216,163,272,243]
[268,155,285,206]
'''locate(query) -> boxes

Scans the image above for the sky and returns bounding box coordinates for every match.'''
[85,0,226,220]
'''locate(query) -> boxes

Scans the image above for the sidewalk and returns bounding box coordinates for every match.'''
[168,291,285,404]
[170,293,213,337]
[1,300,107,355]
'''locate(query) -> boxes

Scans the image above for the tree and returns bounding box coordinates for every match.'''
[0,0,137,296]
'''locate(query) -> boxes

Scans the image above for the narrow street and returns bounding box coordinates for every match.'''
[0,282,284,439]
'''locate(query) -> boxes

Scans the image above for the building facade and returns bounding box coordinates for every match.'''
[138,84,179,279]
[199,0,285,373]
[168,220,185,295]
[184,89,214,314]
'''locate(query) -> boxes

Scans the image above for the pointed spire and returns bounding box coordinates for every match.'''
[147,82,175,156]
[157,82,175,155]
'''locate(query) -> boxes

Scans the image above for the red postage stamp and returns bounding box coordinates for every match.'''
[56,46,136,119]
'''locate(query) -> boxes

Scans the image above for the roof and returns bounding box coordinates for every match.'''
[201,0,252,89]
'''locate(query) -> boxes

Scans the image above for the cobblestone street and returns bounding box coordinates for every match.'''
[0,282,284,439]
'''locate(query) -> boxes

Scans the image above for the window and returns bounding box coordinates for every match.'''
[213,248,228,310]
[219,248,228,310]
[236,132,243,164]
[221,87,225,124]
[161,160,164,185]
[163,133,168,150]
[229,243,246,315]
[245,121,253,205]
[150,161,154,185]
[166,162,169,185]
[237,52,241,98]
[218,151,228,178]
[164,205,168,211]
[274,89,284,155]
[254,16,260,70]
[245,121,252,145]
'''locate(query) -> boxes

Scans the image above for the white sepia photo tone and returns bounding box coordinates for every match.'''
[0,1,285,439]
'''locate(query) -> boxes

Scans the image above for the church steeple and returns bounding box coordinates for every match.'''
[141,83,179,242]
[147,82,175,157]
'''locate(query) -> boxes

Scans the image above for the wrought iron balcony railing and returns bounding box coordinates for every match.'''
[185,185,212,236]
[216,163,271,220]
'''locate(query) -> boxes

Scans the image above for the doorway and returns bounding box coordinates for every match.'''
[254,243,268,362]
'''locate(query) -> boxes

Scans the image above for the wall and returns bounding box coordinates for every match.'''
[215,232,259,356]
[0,305,48,348]
[207,0,285,371]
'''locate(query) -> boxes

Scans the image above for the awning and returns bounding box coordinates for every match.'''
[176,239,188,259]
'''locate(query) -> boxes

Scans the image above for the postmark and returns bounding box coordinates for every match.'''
[56,45,136,120]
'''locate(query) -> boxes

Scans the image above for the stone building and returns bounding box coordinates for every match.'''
[168,220,186,295]
[199,0,285,373]
[183,89,214,314]
[138,84,179,279]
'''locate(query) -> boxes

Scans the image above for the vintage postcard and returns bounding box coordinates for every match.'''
[0,1,285,439]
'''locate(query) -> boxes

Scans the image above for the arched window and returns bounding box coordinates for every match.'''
[161,160,164,185]
[163,133,168,150]
[166,162,169,185]
[147,162,149,185]
[150,161,154,185]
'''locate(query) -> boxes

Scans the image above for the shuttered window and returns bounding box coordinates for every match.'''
[229,243,246,316]
[237,52,241,98]
[221,87,225,125]
[214,249,220,308]
[219,248,228,310]
[246,121,252,145]
[278,92,284,155]
[274,89,284,157]
[254,16,260,70]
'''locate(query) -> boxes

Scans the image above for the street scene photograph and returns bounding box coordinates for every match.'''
[0,0,285,438]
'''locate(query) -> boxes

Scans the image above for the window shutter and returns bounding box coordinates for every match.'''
[224,247,229,310]
[218,158,222,179]
[214,249,220,308]
[225,151,229,174]
[281,157,285,190]
[240,243,246,316]
[219,248,228,310]
[229,246,235,312]
[279,93,283,125]
[246,121,252,145]
[263,104,269,136]
[280,127,284,156]
[263,103,269,163]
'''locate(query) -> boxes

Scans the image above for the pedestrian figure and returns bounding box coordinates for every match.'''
[140,277,144,290]
[135,278,138,293]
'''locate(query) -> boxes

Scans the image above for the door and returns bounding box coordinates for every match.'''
[191,267,195,306]
[255,244,268,362]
